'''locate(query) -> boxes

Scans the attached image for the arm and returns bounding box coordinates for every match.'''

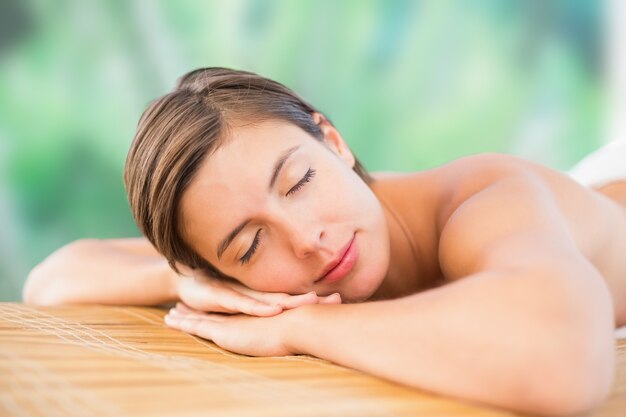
[23,237,341,312]
[288,263,613,416]
[23,238,178,306]
[167,173,616,416]
[288,173,615,416]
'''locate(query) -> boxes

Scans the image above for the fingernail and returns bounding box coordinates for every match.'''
[169,308,180,316]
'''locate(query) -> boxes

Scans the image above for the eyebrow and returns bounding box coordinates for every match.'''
[216,145,301,260]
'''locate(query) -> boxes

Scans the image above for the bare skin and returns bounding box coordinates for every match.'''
[25,119,626,415]
[161,118,624,416]
[368,158,626,326]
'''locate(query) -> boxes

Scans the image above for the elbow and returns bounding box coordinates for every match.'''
[521,327,615,416]
[23,239,100,306]
[522,266,617,416]
[22,263,44,305]
[524,363,614,417]
[23,262,66,306]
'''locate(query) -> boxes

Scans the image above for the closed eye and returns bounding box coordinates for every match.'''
[239,168,316,266]
[286,168,316,196]
[239,229,261,265]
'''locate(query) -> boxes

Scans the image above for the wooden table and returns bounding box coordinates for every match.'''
[0,303,624,417]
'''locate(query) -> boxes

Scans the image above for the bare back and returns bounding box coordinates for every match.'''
[371,153,626,327]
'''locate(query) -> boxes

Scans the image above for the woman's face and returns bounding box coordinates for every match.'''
[179,117,390,302]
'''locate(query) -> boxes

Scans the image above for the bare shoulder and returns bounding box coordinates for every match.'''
[434,152,546,199]
[432,152,611,219]
[370,155,626,325]
[374,153,557,210]
[372,152,623,272]
[434,153,625,278]
[432,153,626,325]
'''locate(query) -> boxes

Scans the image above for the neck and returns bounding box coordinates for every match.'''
[367,179,444,302]
[369,197,423,301]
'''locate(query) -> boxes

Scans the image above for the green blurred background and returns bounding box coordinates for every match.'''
[0,0,603,301]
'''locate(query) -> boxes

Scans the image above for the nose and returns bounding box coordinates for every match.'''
[279,216,325,259]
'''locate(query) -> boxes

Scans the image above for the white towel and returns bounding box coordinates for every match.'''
[568,139,626,188]
[568,140,626,339]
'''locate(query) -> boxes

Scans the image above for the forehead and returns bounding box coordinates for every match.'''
[213,119,310,171]
[194,119,318,191]
[179,120,319,259]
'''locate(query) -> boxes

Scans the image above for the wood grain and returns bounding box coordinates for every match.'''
[0,303,623,417]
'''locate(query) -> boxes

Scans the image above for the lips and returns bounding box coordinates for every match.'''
[315,234,358,284]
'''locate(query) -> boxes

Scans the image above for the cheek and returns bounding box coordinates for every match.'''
[239,254,305,293]
[313,173,363,217]
[321,175,379,223]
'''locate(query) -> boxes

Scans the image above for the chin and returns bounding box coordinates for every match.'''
[339,234,390,303]
[342,265,387,303]
[342,286,378,303]
[342,291,372,304]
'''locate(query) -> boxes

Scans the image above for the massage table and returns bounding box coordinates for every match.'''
[1,303,624,416]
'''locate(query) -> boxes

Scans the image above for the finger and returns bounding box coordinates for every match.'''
[218,289,283,317]
[245,290,319,309]
[220,281,325,309]
[175,275,235,314]
[224,283,317,307]
[175,302,204,315]
[173,302,229,318]
[318,293,342,304]
[165,315,218,340]
[275,291,321,308]
[169,307,211,320]
[180,278,281,315]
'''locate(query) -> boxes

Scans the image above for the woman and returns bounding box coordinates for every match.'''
[24,67,626,416]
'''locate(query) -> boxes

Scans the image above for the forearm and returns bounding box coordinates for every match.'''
[287,268,615,416]
[23,239,179,306]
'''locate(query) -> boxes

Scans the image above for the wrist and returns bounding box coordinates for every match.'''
[281,304,319,356]
[159,259,181,303]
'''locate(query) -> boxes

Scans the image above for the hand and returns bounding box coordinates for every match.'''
[164,302,303,357]
[174,263,341,317]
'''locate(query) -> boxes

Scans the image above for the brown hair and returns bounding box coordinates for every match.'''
[124,67,373,276]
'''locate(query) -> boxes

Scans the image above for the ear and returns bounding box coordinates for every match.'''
[312,112,355,168]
